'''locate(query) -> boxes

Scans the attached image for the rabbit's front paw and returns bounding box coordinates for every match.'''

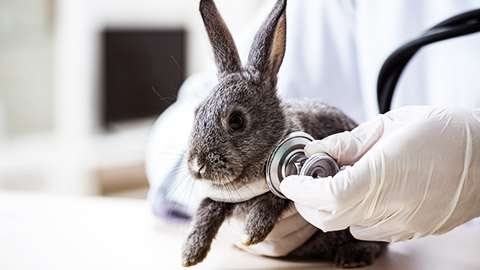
[181,235,210,267]
[241,222,274,246]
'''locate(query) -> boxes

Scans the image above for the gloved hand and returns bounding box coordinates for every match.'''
[281,106,480,242]
[217,206,318,257]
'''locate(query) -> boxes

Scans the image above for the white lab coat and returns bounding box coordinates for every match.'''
[146,0,480,217]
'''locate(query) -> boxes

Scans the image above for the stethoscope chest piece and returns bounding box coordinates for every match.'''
[299,153,339,178]
[266,131,340,199]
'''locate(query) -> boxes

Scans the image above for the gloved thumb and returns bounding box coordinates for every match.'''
[305,115,387,166]
[294,203,362,232]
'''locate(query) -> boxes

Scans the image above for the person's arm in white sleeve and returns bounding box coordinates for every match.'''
[146,72,214,219]
[280,106,480,242]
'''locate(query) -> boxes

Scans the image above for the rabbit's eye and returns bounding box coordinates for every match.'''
[228,113,244,132]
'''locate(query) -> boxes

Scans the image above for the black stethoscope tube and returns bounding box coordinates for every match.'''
[377,8,480,114]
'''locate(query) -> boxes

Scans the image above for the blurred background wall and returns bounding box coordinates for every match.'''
[0,0,265,198]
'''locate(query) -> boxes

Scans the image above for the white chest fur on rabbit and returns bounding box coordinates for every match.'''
[181,0,387,268]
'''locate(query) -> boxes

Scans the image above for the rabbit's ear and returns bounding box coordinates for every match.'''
[248,0,286,77]
[200,0,242,78]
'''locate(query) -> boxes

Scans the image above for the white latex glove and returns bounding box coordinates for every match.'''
[280,106,480,242]
[217,207,317,257]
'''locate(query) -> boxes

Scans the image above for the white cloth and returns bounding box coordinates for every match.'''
[146,73,214,217]
[281,106,480,242]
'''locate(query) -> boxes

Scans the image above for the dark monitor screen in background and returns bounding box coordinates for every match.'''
[102,29,186,127]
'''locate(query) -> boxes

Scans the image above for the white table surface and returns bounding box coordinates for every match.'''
[1,191,479,270]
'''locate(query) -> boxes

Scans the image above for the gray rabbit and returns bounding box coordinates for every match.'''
[182,0,387,267]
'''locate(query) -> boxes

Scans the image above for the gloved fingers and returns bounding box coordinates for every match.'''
[294,203,365,232]
[350,224,421,243]
[256,222,317,257]
[280,159,371,213]
[304,115,387,165]
[294,203,416,240]
[218,212,317,257]
[265,207,315,240]
[231,221,318,257]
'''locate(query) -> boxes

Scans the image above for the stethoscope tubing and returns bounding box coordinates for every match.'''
[377,8,480,114]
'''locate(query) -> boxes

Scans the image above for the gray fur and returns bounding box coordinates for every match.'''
[182,0,386,267]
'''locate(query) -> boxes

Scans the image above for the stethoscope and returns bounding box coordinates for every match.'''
[266,8,480,199]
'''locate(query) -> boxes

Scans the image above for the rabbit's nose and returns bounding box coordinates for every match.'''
[190,157,206,178]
